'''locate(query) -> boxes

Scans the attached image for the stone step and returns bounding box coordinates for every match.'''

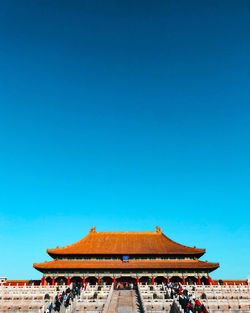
[108,289,142,313]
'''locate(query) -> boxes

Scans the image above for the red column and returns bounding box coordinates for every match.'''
[208,276,212,285]
[167,276,170,284]
[67,276,71,286]
[182,276,186,285]
[113,276,116,286]
[41,276,45,286]
[137,276,139,284]
[197,276,201,285]
[98,276,101,285]
[152,276,154,285]
[52,276,55,286]
[82,276,85,286]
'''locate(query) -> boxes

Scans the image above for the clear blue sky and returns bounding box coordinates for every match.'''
[0,0,249,280]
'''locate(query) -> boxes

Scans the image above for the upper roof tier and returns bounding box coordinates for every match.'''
[47,227,205,256]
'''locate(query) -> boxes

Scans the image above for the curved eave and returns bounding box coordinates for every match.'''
[47,250,206,258]
[161,233,206,256]
[34,260,219,273]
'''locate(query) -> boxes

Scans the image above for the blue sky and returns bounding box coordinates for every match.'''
[0,0,249,280]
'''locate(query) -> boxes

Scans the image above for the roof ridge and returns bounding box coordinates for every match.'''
[94,231,159,234]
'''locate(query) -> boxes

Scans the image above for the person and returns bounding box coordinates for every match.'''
[182,294,189,311]
[178,287,184,295]
[170,287,174,299]
[194,298,202,313]
[200,304,208,313]
[48,302,53,313]
[64,295,70,307]
[54,299,61,312]
[179,293,184,307]
[186,301,193,313]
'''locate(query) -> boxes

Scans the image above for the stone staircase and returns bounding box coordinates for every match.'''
[108,289,143,313]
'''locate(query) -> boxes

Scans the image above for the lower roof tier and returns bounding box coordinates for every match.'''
[34,260,219,272]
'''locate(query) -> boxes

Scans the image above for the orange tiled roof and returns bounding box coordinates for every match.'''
[34,259,219,270]
[47,227,205,256]
[213,279,247,283]
[6,280,30,283]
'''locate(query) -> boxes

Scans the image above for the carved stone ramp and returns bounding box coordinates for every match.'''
[108,290,141,313]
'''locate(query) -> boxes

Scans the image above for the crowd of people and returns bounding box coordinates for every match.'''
[167,282,208,313]
[43,281,208,313]
[45,283,81,312]
[116,282,134,290]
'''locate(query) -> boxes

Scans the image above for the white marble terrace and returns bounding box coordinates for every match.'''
[0,283,113,313]
[138,283,250,313]
[0,282,249,313]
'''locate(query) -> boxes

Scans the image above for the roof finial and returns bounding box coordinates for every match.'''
[90,226,96,233]
[156,226,162,233]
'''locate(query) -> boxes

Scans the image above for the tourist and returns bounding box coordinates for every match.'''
[170,287,174,299]
[200,303,209,313]
[48,302,53,313]
[166,281,209,313]
[54,299,61,312]
[193,298,203,313]
[186,301,193,313]
[64,296,70,307]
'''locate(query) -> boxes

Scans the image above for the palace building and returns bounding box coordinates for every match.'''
[33,227,219,286]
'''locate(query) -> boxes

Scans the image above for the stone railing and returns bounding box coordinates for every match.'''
[101,283,114,313]
[137,283,150,313]
[63,284,113,313]
[138,283,250,313]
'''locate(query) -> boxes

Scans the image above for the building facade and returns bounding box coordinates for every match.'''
[34,227,219,286]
